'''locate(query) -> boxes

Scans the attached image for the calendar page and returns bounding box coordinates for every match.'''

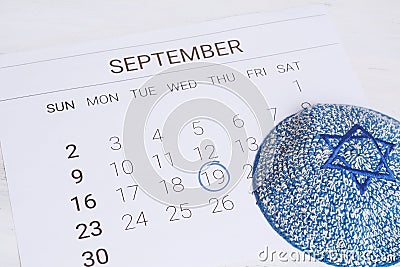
[0,6,366,267]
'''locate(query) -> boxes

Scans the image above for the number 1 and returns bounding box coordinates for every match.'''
[293,79,302,92]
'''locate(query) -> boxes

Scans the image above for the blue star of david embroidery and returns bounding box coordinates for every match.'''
[320,124,396,194]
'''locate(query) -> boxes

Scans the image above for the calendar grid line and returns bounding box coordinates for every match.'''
[0,42,339,103]
[0,13,326,70]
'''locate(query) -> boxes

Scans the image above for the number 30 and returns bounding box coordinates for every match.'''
[82,248,109,266]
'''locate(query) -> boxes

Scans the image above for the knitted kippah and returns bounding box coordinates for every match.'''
[253,104,400,267]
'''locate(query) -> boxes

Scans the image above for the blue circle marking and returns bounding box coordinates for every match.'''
[198,161,230,192]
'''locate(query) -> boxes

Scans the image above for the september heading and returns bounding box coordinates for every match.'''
[109,39,243,74]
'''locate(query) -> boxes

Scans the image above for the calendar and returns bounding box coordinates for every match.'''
[0,6,366,267]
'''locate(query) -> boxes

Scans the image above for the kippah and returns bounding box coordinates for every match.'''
[253,104,400,266]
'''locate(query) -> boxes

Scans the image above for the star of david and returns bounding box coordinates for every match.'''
[320,124,395,194]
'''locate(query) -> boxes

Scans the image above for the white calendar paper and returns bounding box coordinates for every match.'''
[0,6,365,267]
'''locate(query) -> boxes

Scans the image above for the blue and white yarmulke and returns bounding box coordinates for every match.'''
[253,104,400,267]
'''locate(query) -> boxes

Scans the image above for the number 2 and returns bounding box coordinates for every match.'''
[66,144,79,159]
[243,164,253,179]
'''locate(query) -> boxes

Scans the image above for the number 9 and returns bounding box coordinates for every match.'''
[213,169,225,184]
[71,169,83,184]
